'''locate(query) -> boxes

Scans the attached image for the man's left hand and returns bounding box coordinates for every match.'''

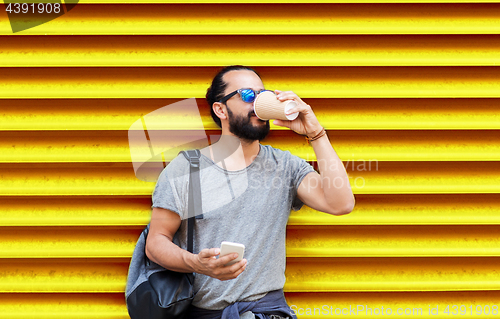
[272,90,323,138]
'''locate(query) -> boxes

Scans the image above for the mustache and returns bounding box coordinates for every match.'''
[248,110,267,121]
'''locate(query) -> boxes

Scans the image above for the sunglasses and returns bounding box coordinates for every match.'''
[218,88,273,104]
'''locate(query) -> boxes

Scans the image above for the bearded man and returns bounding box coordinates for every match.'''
[146,65,355,319]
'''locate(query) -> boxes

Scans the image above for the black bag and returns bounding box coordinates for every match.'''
[126,150,203,319]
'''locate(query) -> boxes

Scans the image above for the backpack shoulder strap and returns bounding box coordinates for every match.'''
[180,150,203,253]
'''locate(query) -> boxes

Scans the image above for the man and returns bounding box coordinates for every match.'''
[146,65,355,318]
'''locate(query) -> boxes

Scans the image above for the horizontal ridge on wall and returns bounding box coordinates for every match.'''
[1,225,500,258]
[1,98,499,130]
[289,194,500,225]
[1,35,500,67]
[285,291,500,318]
[286,225,500,257]
[0,130,499,162]
[1,194,499,226]
[0,161,499,195]
[0,293,128,319]
[4,67,500,98]
[1,257,500,293]
[2,4,500,35]
[2,291,500,319]
[285,257,500,292]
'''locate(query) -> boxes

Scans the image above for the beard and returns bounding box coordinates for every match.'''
[226,105,270,142]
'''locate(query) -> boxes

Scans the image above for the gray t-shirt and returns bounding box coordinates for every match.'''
[151,144,315,310]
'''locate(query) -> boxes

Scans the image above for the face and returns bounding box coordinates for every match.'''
[221,70,270,142]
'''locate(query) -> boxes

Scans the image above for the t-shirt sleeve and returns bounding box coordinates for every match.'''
[151,168,183,218]
[151,155,190,219]
[290,154,316,211]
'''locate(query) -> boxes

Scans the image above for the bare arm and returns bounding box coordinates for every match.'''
[296,133,355,215]
[145,207,247,280]
[273,90,355,215]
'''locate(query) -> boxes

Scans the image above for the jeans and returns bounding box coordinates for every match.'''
[240,312,289,319]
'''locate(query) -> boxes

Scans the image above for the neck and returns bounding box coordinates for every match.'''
[236,135,261,159]
[202,134,261,171]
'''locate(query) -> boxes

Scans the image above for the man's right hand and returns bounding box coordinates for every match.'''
[192,248,247,281]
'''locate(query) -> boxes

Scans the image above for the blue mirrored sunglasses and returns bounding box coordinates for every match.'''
[218,88,273,104]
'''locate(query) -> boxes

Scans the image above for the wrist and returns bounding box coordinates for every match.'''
[305,127,327,144]
[306,126,324,139]
[310,131,328,143]
[184,251,200,273]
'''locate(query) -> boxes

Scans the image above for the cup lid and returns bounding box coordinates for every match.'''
[284,102,299,120]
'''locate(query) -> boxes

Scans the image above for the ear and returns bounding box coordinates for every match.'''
[213,102,228,121]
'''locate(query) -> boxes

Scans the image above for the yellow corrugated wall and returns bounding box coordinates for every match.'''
[1,1,500,318]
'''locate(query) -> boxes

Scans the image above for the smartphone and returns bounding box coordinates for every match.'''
[219,241,245,265]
